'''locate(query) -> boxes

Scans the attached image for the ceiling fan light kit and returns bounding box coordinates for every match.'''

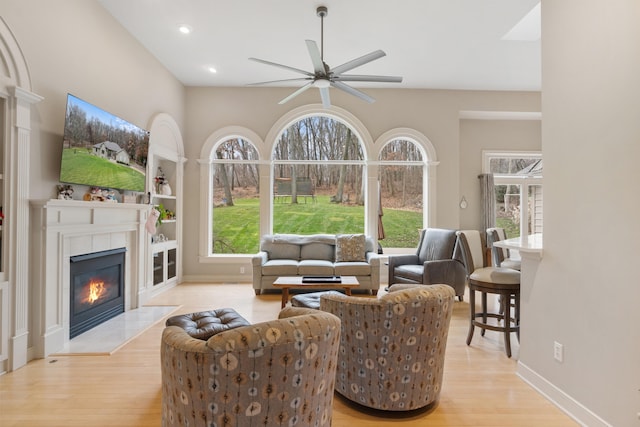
[248,5,402,108]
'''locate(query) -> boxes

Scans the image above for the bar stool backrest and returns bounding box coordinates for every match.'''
[455,230,485,274]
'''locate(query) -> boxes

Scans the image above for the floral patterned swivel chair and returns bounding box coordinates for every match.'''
[161,307,341,427]
[320,284,455,411]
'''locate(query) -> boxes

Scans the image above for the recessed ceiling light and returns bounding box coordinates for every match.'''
[178,25,192,35]
[207,67,217,74]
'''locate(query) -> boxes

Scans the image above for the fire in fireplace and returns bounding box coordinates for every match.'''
[69,248,126,339]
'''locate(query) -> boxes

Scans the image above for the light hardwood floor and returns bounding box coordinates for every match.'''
[0,282,578,426]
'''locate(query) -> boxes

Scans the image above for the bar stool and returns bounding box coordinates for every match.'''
[486,227,521,270]
[456,230,521,357]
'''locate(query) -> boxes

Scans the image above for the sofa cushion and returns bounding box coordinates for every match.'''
[262,259,298,276]
[300,243,335,261]
[262,241,300,260]
[298,260,335,275]
[392,264,424,283]
[335,234,366,262]
[335,261,372,276]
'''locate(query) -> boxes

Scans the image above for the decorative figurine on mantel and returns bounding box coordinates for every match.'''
[57,184,74,200]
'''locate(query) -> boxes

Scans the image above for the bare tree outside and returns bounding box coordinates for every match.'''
[210,119,427,254]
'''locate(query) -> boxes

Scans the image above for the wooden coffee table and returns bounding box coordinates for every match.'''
[273,276,359,308]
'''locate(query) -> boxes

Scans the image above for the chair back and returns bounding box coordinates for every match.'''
[161,311,341,427]
[320,285,455,411]
[487,227,511,265]
[455,230,485,275]
[416,228,458,263]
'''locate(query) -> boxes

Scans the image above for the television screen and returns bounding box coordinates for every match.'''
[60,94,148,192]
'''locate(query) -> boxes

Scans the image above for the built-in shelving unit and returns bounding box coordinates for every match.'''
[148,144,183,291]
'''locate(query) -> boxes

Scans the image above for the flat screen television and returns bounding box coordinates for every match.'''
[60,94,148,192]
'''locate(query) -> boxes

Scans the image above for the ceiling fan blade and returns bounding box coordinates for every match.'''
[331,50,386,75]
[247,77,312,86]
[319,87,331,108]
[305,40,326,75]
[278,82,314,105]
[330,81,375,104]
[249,57,314,77]
[333,74,403,83]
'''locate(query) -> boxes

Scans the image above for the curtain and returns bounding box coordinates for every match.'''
[478,173,495,247]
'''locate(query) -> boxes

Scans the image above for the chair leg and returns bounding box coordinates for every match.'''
[480,291,487,337]
[466,288,476,346]
[502,291,512,358]
[515,292,521,342]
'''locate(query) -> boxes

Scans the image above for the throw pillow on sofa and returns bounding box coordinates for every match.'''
[335,234,366,262]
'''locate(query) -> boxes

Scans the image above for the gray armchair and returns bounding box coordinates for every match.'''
[387,228,467,301]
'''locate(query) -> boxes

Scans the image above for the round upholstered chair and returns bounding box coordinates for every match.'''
[319,284,455,411]
[161,307,341,426]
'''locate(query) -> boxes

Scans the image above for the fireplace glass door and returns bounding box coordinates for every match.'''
[70,248,126,338]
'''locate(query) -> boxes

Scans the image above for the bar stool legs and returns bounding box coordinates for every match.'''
[467,282,520,357]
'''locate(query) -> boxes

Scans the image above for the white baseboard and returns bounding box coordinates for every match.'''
[517,362,612,427]
[181,274,252,284]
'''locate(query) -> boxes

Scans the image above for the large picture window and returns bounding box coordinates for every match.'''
[272,116,366,235]
[201,110,437,258]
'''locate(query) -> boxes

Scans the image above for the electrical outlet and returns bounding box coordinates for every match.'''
[240,266,245,274]
[553,341,564,362]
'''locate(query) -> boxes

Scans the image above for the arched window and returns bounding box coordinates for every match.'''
[200,112,438,259]
[211,138,261,253]
[272,115,366,235]
[378,138,426,249]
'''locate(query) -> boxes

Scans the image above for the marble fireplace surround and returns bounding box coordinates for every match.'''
[31,200,151,358]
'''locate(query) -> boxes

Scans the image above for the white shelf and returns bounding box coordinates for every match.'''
[152,194,176,200]
[152,239,177,250]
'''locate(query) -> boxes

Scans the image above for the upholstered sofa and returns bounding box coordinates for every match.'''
[319,284,455,411]
[252,233,381,295]
[161,307,342,427]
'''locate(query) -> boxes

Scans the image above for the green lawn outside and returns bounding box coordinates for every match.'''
[496,217,520,239]
[60,148,145,191]
[212,195,423,254]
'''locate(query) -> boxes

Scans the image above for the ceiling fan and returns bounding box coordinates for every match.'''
[248,6,403,108]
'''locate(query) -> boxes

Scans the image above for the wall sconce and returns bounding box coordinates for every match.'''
[459,196,468,209]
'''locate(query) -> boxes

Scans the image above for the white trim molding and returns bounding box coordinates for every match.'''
[459,110,542,121]
[518,362,613,427]
[0,16,43,372]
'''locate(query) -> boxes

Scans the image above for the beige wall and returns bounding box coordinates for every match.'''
[527,1,640,426]
[459,119,542,231]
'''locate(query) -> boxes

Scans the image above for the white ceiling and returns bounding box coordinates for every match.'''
[98,0,541,92]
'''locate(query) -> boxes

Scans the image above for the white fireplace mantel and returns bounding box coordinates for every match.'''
[30,199,152,358]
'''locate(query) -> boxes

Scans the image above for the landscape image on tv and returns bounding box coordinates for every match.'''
[60,94,148,192]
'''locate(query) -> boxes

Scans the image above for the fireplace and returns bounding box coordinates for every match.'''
[69,248,126,339]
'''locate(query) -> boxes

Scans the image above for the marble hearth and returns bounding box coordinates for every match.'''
[30,200,151,358]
